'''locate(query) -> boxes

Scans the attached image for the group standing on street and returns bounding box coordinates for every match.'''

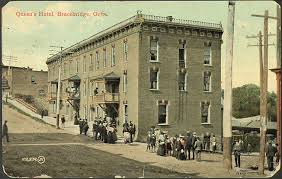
[122,121,136,144]
[145,127,211,162]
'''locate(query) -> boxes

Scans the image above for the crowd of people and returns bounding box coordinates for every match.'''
[145,127,217,162]
[76,115,118,144]
[144,126,280,171]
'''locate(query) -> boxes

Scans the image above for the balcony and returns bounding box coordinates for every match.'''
[68,91,80,100]
[91,93,119,104]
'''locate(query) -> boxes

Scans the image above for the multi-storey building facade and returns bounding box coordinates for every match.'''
[46,13,223,142]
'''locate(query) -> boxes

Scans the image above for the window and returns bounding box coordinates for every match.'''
[204,42,212,65]
[103,48,106,67]
[90,82,94,96]
[96,51,99,70]
[84,106,87,119]
[83,81,86,96]
[123,40,128,61]
[203,71,211,92]
[179,41,186,68]
[31,76,36,84]
[96,106,99,118]
[201,101,211,124]
[158,100,168,124]
[150,68,159,90]
[90,54,93,71]
[90,54,93,65]
[63,63,66,76]
[111,45,116,66]
[69,61,72,75]
[83,56,86,72]
[76,59,79,73]
[123,71,128,92]
[150,37,158,62]
[178,72,187,91]
[39,89,45,96]
[124,104,128,123]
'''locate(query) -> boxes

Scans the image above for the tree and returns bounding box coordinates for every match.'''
[231,84,277,121]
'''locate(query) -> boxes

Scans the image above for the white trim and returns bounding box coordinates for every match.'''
[124,104,128,123]
[124,41,128,62]
[123,73,127,93]
[157,69,160,90]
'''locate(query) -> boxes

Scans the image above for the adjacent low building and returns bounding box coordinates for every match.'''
[46,13,224,142]
[1,65,48,98]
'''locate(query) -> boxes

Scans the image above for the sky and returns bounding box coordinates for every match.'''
[2,1,280,92]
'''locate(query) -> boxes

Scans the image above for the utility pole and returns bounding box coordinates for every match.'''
[2,55,18,75]
[223,0,235,171]
[276,5,281,68]
[2,55,18,96]
[246,32,275,86]
[50,46,64,129]
[251,9,278,175]
[275,5,281,162]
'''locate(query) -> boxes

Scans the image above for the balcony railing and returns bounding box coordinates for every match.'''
[142,14,223,29]
[91,93,119,104]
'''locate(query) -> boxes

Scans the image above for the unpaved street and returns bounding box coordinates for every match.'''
[2,104,63,134]
[1,104,190,178]
[2,103,268,178]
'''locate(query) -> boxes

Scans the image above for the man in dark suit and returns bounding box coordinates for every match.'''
[189,132,197,160]
[78,118,84,134]
[185,131,192,160]
[266,141,277,171]
[2,120,9,142]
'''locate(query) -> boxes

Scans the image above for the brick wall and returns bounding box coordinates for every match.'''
[137,29,223,142]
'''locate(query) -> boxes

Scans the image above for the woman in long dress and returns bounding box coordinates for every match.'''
[158,132,166,156]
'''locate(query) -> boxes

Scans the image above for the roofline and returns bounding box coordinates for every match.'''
[1,65,47,72]
[46,13,223,65]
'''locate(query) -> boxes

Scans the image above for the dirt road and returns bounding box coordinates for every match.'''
[2,104,63,134]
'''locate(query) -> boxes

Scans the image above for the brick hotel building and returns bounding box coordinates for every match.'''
[46,13,224,142]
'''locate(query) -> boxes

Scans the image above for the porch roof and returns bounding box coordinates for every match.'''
[68,75,81,82]
[91,72,120,81]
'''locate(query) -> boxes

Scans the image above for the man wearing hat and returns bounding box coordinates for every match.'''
[189,132,197,160]
[266,140,277,171]
[2,120,9,142]
[233,140,241,167]
[185,131,192,160]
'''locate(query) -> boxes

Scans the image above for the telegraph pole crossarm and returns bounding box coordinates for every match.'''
[249,9,279,175]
